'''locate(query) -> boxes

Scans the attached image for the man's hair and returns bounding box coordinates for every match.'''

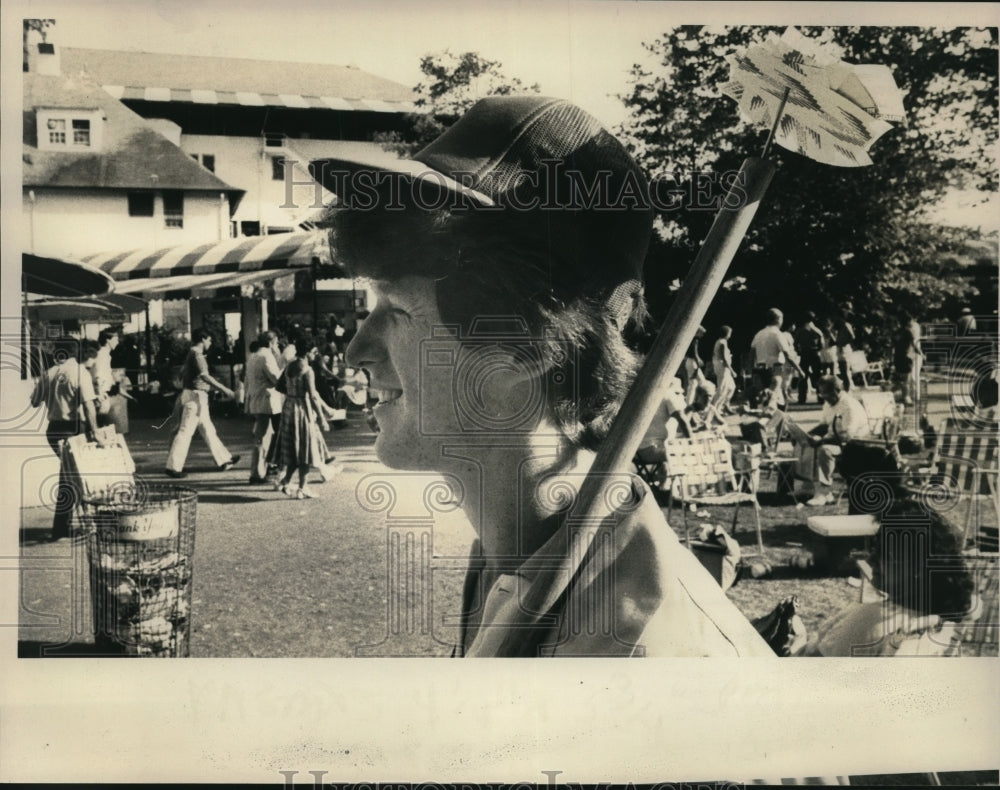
[766,308,783,326]
[192,328,212,345]
[719,325,732,338]
[257,330,276,346]
[294,336,317,359]
[331,206,647,450]
[98,328,118,346]
[80,339,100,361]
[818,374,842,395]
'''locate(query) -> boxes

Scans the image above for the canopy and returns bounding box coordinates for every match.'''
[79,230,337,301]
[24,296,131,323]
[22,252,116,297]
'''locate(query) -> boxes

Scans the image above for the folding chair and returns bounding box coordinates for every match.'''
[857,390,903,442]
[632,448,664,488]
[663,429,765,556]
[945,557,999,656]
[912,418,999,554]
[849,349,885,388]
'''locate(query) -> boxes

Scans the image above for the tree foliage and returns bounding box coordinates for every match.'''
[619,26,998,354]
[373,50,540,155]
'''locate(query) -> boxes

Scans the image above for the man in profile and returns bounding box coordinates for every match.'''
[165,328,240,478]
[244,331,283,485]
[792,375,870,506]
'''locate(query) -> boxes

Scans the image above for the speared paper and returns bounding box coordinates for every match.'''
[721,27,906,167]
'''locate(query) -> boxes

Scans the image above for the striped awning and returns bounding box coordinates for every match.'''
[101,85,419,113]
[79,230,338,302]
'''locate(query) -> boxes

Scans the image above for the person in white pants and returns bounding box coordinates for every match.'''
[165,328,239,478]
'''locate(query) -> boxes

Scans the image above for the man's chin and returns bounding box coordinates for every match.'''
[373,435,437,472]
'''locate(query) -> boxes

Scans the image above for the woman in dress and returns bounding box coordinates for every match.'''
[274,337,339,499]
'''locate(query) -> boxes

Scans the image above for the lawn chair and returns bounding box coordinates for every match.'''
[910,418,999,554]
[944,556,999,656]
[663,429,765,556]
[632,449,663,488]
[849,349,885,388]
[857,390,903,442]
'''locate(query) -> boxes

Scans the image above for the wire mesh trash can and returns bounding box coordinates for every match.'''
[84,485,197,657]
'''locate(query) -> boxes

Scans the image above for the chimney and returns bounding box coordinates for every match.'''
[26,30,60,75]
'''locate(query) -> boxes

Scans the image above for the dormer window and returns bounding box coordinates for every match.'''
[37,108,103,151]
[47,118,66,144]
[72,119,91,145]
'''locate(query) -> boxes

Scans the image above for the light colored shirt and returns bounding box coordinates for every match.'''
[244,347,283,415]
[92,346,114,397]
[750,325,797,367]
[638,379,686,448]
[457,478,774,657]
[42,358,96,422]
[820,392,870,441]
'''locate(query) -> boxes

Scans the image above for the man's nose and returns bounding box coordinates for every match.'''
[346,319,378,369]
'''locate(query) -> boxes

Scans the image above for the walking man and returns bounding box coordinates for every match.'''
[165,328,240,478]
[794,311,826,404]
[92,327,120,427]
[245,331,283,484]
[31,338,104,540]
[750,308,803,404]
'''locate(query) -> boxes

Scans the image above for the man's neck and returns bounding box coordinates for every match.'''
[446,430,588,571]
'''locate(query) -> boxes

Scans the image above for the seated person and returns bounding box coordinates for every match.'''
[337,366,371,409]
[739,373,786,450]
[634,377,687,489]
[806,497,974,656]
[679,380,723,435]
[793,375,870,506]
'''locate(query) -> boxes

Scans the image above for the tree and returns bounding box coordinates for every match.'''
[618,26,998,354]
[373,50,540,155]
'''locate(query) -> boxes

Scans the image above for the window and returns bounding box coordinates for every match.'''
[271,156,286,181]
[163,191,184,228]
[240,221,260,237]
[264,133,284,148]
[72,119,90,145]
[47,118,65,144]
[128,192,155,217]
[190,153,216,172]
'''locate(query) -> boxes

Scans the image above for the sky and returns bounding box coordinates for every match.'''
[10,0,1000,230]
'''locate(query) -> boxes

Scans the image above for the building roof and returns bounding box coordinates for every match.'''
[61,47,418,112]
[24,72,243,196]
